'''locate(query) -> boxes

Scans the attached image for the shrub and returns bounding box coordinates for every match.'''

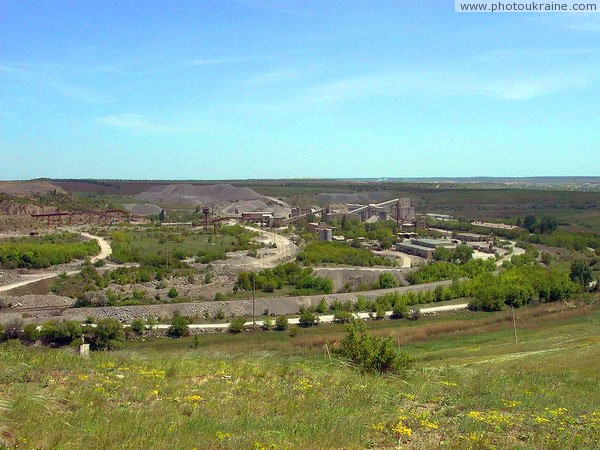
[214,292,226,302]
[316,298,328,314]
[21,324,40,343]
[262,315,274,330]
[275,316,289,331]
[167,288,179,299]
[131,318,146,335]
[378,273,398,289]
[338,320,412,374]
[4,319,23,340]
[40,321,83,346]
[298,309,320,327]
[90,319,125,351]
[168,313,190,338]
[213,308,226,320]
[229,316,247,333]
[333,309,354,323]
[0,323,5,341]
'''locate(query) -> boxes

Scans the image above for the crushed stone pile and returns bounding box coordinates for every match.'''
[134,183,290,217]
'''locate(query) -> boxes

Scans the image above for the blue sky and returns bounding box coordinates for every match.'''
[1,0,600,180]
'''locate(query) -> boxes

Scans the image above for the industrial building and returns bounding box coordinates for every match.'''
[396,237,456,259]
[396,241,435,259]
[456,232,490,242]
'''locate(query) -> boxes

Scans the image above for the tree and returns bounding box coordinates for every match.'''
[298,309,320,327]
[168,313,190,337]
[433,246,452,262]
[377,272,397,289]
[570,260,594,288]
[453,245,474,264]
[158,209,166,222]
[523,215,537,233]
[90,319,125,350]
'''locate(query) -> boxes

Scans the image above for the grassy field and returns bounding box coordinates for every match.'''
[109,226,258,264]
[1,297,599,449]
[0,233,100,269]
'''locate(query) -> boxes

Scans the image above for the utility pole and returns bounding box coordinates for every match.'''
[512,306,518,346]
[252,275,256,329]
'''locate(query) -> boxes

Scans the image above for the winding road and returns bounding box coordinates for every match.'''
[0,232,111,293]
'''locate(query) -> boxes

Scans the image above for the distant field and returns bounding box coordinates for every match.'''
[1,297,598,449]
[52,179,600,230]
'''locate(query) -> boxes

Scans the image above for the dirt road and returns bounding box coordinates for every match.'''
[0,232,111,293]
[149,302,469,331]
[81,232,112,263]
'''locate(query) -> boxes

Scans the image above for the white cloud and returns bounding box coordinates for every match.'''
[97,114,222,134]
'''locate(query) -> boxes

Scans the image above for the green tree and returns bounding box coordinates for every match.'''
[453,245,474,264]
[523,215,537,233]
[90,319,125,351]
[570,260,594,288]
[168,313,190,338]
[377,272,397,289]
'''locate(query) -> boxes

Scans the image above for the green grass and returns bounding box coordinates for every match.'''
[0,233,100,269]
[109,226,257,264]
[1,298,599,449]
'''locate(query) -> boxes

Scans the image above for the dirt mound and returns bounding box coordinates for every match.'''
[135,184,290,216]
[0,180,66,197]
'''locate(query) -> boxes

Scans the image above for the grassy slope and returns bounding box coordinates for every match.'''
[1,300,599,449]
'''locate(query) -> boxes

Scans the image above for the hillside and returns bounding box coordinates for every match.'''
[1,299,598,449]
[134,183,290,216]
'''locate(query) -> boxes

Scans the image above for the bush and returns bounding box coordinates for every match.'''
[333,309,354,323]
[90,319,125,351]
[262,315,274,330]
[298,309,320,327]
[21,323,40,343]
[229,316,247,333]
[316,298,328,314]
[214,292,227,302]
[167,288,179,299]
[275,316,289,331]
[213,308,226,321]
[0,323,5,341]
[168,313,190,338]
[40,321,83,346]
[338,320,412,374]
[4,319,23,340]
[131,318,146,335]
[377,273,398,289]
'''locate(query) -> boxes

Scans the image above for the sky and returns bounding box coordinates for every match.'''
[1,0,600,180]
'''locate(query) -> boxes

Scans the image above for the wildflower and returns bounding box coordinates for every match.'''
[77,374,88,381]
[371,423,384,432]
[503,400,521,408]
[216,431,231,441]
[420,419,439,430]
[439,381,458,387]
[184,395,203,404]
[393,418,413,438]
